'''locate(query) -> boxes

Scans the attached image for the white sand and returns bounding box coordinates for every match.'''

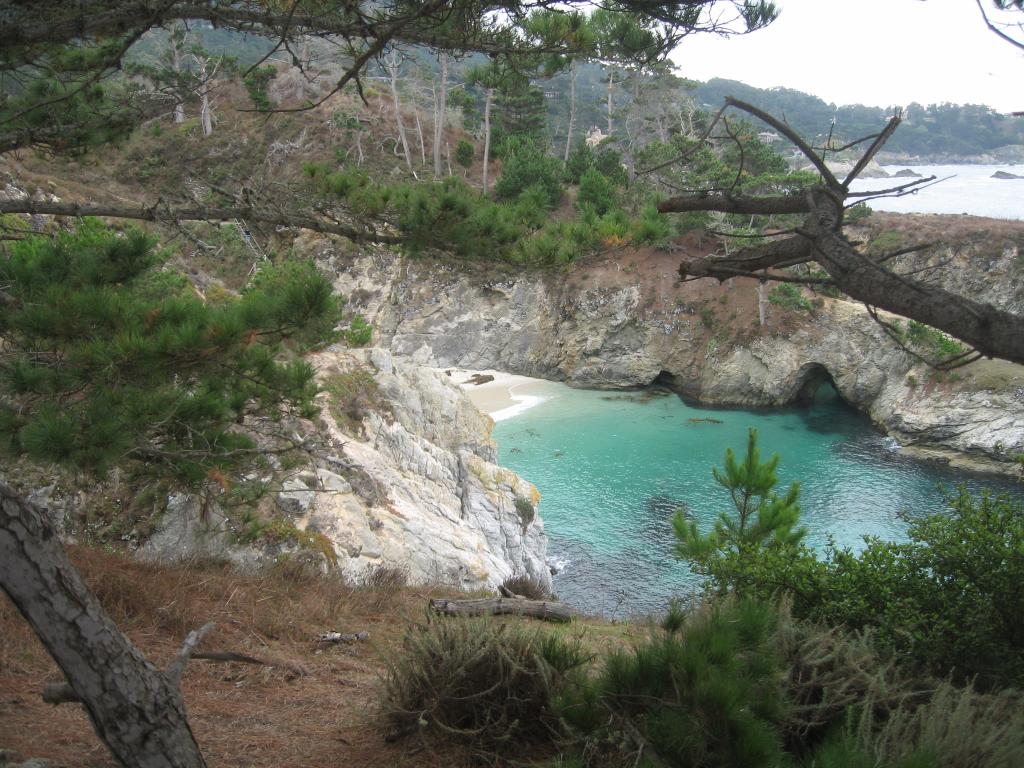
[440,368,554,421]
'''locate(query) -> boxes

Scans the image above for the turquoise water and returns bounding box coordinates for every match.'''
[493,383,1023,617]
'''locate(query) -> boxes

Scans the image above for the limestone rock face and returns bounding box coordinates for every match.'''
[134,347,551,590]
[297,349,551,591]
[139,494,256,568]
[310,241,1023,474]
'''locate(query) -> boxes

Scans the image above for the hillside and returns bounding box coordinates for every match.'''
[694,77,1024,162]
[0,548,633,768]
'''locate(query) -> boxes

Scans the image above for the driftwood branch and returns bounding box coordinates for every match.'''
[429,597,577,623]
[166,622,216,687]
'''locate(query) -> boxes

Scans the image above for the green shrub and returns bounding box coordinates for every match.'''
[381,617,589,751]
[494,142,564,207]
[559,598,788,768]
[768,282,814,312]
[845,203,873,223]
[818,488,1024,686]
[867,230,905,257]
[678,433,1024,687]
[904,320,966,360]
[243,65,276,111]
[593,148,628,186]
[513,183,555,228]
[321,367,387,436]
[630,203,672,245]
[514,495,536,526]
[576,167,617,216]
[564,142,594,184]
[455,138,474,168]
[0,222,335,482]
[344,314,372,347]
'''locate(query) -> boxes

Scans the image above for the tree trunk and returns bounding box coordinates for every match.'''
[193,56,215,137]
[758,280,767,327]
[414,108,426,165]
[384,53,413,171]
[482,86,493,194]
[0,483,207,768]
[429,597,577,623]
[199,92,212,136]
[170,33,185,124]
[432,52,448,177]
[563,62,576,162]
[606,69,614,137]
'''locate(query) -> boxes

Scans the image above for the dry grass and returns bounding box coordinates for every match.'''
[501,575,553,601]
[380,616,589,753]
[0,547,466,767]
[0,547,633,768]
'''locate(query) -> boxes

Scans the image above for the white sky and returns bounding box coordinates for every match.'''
[670,0,1023,113]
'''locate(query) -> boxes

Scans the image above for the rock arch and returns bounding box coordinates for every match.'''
[791,362,841,405]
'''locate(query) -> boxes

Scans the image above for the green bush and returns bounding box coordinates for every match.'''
[564,142,594,184]
[321,367,387,436]
[344,314,372,347]
[630,203,672,245]
[768,282,814,312]
[558,598,788,768]
[905,320,966,359]
[818,488,1024,686]
[846,202,873,223]
[593,148,628,186]
[867,229,905,257]
[455,138,474,168]
[676,429,1024,687]
[576,167,617,216]
[494,142,564,207]
[0,222,336,482]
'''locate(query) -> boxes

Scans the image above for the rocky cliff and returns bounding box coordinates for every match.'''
[302,226,1024,475]
[297,347,550,590]
[8,347,551,593]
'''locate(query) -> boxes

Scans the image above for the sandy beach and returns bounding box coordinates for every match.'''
[440,368,556,420]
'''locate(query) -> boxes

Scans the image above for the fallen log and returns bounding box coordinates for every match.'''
[429,597,577,623]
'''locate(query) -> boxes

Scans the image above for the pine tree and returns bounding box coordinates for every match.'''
[674,429,805,593]
[0,220,340,485]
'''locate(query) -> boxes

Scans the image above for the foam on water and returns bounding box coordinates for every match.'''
[490,383,550,422]
[493,382,1023,617]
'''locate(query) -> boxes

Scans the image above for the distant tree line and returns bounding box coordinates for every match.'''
[695,77,1024,157]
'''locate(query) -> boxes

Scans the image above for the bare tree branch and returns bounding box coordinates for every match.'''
[0,199,401,244]
[658,193,810,215]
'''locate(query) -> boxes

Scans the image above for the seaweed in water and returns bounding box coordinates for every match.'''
[686,417,724,425]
